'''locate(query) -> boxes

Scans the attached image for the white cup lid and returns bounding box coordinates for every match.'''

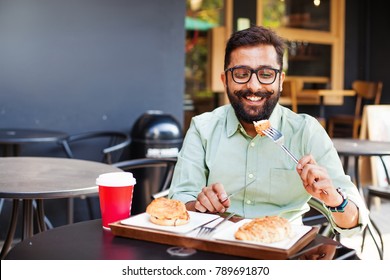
[96,172,136,187]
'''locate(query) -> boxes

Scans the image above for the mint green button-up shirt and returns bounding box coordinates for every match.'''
[169,104,368,236]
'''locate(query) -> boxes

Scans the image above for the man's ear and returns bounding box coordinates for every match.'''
[220,71,227,90]
[280,71,286,92]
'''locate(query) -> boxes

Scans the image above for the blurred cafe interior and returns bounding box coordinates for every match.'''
[0,0,389,259]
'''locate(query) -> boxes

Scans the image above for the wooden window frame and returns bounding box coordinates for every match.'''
[224,0,345,90]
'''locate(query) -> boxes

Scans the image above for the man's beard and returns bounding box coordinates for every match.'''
[226,84,280,124]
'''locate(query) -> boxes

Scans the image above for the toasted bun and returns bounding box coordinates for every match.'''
[253,119,271,136]
[234,216,292,243]
[146,197,190,226]
[149,215,189,226]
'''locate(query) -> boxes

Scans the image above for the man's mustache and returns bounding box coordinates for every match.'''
[235,89,274,99]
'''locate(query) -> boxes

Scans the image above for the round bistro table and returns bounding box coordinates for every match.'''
[0,156,123,259]
[0,128,68,156]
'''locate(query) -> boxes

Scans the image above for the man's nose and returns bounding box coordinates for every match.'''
[246,73,264,91]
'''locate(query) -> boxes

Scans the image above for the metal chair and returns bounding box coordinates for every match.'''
[328,80,383,138]
[307,193,384,259]
[58,130,131,222]
[304,197,338,239]
[59,131,131,164]
[112,158,177,214]
[362,155,389,259]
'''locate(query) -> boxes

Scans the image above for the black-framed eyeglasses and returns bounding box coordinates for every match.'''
[225,66,281,85]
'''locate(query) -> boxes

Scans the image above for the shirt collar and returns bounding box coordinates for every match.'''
[226,105,241,137]
[225,103,284,138]
[269,103,283,130]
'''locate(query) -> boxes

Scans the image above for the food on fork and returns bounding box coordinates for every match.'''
[146,197,190,226]
[234,216,292,243]
[253,119,270,136]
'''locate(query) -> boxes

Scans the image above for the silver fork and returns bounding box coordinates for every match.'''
[262,127,299,164]
[263,127,328,194]
[196,212,236,238]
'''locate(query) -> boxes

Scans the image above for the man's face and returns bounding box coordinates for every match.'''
[221,45,285,124]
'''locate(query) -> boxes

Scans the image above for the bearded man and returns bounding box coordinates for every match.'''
[168,26,368,237]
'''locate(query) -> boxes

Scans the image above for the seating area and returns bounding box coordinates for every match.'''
[1,116,389,261]
[1,94,389,261]
[2,2,390,275]
[57,130,131,222]
[280,78,384,137]
[327,80,383,138]
[340,200,390,260]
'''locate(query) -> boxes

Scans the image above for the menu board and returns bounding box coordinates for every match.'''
[360,105,390,186]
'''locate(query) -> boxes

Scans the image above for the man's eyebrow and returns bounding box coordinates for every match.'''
[233,65,276,69]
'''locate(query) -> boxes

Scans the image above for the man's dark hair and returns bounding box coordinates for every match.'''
[224,25,286,70]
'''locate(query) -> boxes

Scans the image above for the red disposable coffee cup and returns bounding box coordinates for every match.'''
[96,172,136,230]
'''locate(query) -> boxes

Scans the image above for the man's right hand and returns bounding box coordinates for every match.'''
[186,183,230,213]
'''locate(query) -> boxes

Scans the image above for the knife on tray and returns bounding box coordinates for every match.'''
[220,181,254,203]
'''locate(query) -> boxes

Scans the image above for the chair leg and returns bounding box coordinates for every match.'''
[0,199,19,259]
[361,226,367,252]
[361,193,384,259]
[361,192,371,253]
[368,220,384,259]
[361,219,384,260]
[328,120,334,138]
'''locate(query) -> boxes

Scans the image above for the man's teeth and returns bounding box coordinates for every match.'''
[246,96,263,101]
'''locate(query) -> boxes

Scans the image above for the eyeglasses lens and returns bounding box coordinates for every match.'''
[232,67,277,84]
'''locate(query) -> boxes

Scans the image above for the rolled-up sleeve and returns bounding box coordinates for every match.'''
[306,123,369,236]
[168,118,208,204]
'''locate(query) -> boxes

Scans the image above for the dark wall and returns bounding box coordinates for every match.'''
[323,0,389,118]
[0,0,186,235]
[345,0,390,104]
[367,0,390,104]
[0,0,185,156]
[233,0,257,31]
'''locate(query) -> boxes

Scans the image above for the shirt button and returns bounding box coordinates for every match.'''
[248,173,254,179]
[250,142,255,147]
[246,200,252,205]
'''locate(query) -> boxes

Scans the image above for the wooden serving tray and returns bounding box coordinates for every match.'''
[110,221,318,260]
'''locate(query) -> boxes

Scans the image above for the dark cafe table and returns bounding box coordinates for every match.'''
[331,138,390,192]
[0,128,68,156]
[4,219,358,260]
[0,157,123,259]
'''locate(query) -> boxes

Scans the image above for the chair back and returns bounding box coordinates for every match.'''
[352,80,383,118]
[304,197,338,239]
[59,131,131,164]
[112,158,177,214]
[279,79,298,112]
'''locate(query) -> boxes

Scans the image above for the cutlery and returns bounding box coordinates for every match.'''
[196,212,236,237]
[262,126,328,195]
[220,181,254,203]
[262,126,299,163]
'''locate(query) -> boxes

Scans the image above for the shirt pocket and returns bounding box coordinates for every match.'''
[269,168,305,205]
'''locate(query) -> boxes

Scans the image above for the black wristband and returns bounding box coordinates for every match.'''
[326,188,348,213]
